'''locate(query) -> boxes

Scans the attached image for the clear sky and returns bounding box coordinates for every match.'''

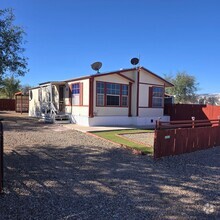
[1,0,220,93]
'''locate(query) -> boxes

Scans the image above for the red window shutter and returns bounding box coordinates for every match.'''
[149,87,153,108]
[80,83,83,106]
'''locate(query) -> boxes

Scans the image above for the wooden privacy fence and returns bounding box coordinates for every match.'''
[0,120,3,193]
[164,104,220,121]
[154,119,220,159]
[0,99,15,111]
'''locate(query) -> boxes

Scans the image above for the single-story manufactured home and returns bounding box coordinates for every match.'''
[29,66,173,126]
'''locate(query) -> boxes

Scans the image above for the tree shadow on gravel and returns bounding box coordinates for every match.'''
[2,119,59,133]
[1,142,219,219]
[0,111,51,133]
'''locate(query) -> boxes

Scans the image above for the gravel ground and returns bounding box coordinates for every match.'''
[0,115,220,219]
[121,132,155,146]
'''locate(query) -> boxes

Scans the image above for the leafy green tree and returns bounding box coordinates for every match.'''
[165,72,199,104]
[0,8,28,79]
[0,76,21,99]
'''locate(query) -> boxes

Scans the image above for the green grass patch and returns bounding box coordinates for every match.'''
[91,129,154,154]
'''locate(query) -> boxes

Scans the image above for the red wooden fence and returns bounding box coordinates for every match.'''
[154,119,220,159]
[0,99,15,111]
[164,104,220,121]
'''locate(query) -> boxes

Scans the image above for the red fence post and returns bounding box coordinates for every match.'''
[155,120,159,130]
[192,116,195,128]
[156,117,161,130]
[154,130,157,159]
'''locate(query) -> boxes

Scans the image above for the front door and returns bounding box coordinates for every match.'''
[59,86,65,112]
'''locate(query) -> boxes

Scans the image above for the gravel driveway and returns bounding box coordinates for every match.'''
[0,116,219,219]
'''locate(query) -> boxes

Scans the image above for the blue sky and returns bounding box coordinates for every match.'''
[1,0,220,93]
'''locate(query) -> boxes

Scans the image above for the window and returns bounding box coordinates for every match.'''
[152,87,164,108]
[122,96,128,106]
[97,94,104,106]
[106,83,120,106]
[72,83,80,94]
[121,85,128,106]
[106,83,120,95]
[96,82,129,107]
[96,82,104,106]
[72,83,80,105]
[107,95,120,106]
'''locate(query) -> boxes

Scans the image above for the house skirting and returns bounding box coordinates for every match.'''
[71,115,170,128]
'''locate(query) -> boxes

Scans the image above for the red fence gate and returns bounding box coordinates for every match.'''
[154,119,220,159]
[0,120,3,193]
[15,92,29,113]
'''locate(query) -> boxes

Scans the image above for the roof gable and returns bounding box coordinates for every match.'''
[140,67,173,87]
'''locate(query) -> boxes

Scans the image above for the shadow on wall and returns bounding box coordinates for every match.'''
[1,143,219,219]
